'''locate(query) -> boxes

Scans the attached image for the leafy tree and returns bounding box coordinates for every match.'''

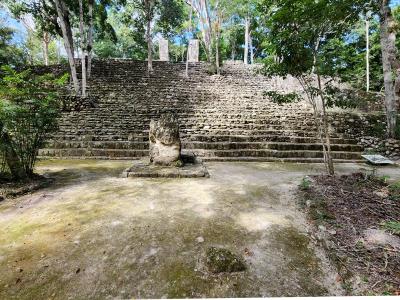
[0,66,68,179]
[379,0,399,138]
[0,19,25,66]
[259,0,367,175]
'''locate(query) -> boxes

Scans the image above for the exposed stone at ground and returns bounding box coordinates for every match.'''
[205,247,246,273]
[149,113,181,166]
[122,154,209,178]
[299,173,400,296]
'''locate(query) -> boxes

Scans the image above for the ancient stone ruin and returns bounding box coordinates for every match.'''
[158,39,169,62]
[188,39,199,62]
[149,113,182,166]
[40,60,365,162]
[123,113,209,178]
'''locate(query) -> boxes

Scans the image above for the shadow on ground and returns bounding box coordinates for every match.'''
[0,160,398,299]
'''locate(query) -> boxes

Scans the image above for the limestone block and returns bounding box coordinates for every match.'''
[188,39,199,62]
[159,39,169,61]
[149,114,181,165]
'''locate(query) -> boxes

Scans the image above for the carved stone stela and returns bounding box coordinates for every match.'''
[159,39,169,61]
[188,39,199,62]
[149,113,181,166]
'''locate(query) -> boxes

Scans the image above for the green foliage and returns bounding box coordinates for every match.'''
[381,221,400,235]
[319,19,383,92]
[388,182,400,201]
[259,0,369,80]
[299,176,311,191]
[324,86,360,109]
[264,91,301,105]
[0,65,67,177]
[0,19,25,66]
[366,118,386,137]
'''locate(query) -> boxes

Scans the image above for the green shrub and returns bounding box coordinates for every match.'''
[381,221,400,235]
[299,176,312,190]
[263,91,301,105]
[0,65,68,179]
[388,182,400,201]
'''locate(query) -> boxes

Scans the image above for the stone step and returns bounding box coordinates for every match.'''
[40,59,363,163]
[44,141,362,152]
[39,148,361,160]
[183,135,355,144]
[201,157,364,163]
[50,129,344,140]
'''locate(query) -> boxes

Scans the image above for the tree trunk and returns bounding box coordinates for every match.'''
[87,0,94,78]
[0,129,27,180]
[147,17,153,74]
[145,0,154,74]
[216,32,220,75]
[249,30,254,64]
[244,17,250,65]
[366,19,370,92]
[317,73,335,175]
[42,32,50,66]
[188,0,212,61]
[380,0,398,138]
[79,0,87,98]
[185,0,193,77]
[54,0,80,95]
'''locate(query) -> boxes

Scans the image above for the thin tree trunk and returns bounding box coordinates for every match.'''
[147,17,153,74]
[187,0,212,61]
[56,38,61,64]
[249,30,254,64]
[54,0,79,95]
[203,0,212,61]
[366,19,370,92]
[87,0,94,78]
[215,6,221,76]
[380,0,398,138]
[244,17,250,65]
[317,73,335,175]
[185,0,193,77]
[0,129,27,180]
[42,32,50,66]
[79,0,87,97]
[216,31,220,75]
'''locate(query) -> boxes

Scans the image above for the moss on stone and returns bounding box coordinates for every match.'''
[206,247,246,273]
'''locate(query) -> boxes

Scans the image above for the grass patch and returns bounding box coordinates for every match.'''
[299,176,312,191]
[381,221,400,235]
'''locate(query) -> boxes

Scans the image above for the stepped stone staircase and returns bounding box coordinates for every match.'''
[39,59,363,162]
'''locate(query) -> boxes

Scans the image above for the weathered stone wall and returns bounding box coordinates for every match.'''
[331,112,400,159]
[38,59,375,162]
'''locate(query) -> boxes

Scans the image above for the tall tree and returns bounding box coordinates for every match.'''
[54,0,79,94]
[379,0,399,138]
[260,0,367,175]
[143,0,156,73]
[78,0,88,97]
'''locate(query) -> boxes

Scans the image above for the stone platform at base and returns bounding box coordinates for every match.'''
[122,155,209,178]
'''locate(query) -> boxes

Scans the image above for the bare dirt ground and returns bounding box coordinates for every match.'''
[0,160,398,299]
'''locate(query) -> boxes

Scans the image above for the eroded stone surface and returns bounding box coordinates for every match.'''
[188,39,199,62]
[149,114,181,166]
[159,38,169,61]
[206,247,246,273]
